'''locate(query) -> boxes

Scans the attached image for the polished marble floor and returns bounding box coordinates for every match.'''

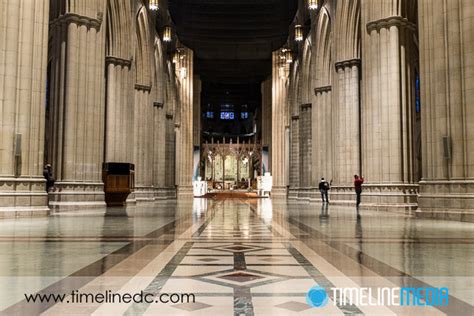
[0,199,473,315]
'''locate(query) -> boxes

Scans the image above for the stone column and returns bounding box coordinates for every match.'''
[192,75,202,180]
[105,57,133,163]
[47,2,107,210]
[175,47,194,197]
[418,0,474,221]
[261,77,272,171]
[164,77,177,198]
[153,100,166,199]
[330,60,361,202]
[361,11,418,210]
[134,85,154,201]
[289,114,300,198]
[271,50,289,197]
[299,103,312,198]
[0,0,50,216]
[193,76,202,147]
[313,86,333,184]
[309,8,333,200]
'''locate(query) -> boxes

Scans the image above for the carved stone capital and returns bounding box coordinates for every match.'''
[154,102,164,108]
[300,103,312,110]
[166,113,174,119]
[134,84,152,92]
[367,16,416,33]
[50,13,103,31]
[314,85,332,95]
[291,115,300,121]
[106,56,132,68]
[335,58,361,71]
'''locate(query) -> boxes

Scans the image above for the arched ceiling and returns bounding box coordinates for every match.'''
[169,0,298,84]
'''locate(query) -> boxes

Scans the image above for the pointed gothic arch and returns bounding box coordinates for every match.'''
[135,7,152,86]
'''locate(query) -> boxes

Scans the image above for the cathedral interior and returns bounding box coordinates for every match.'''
[0,0,474,315]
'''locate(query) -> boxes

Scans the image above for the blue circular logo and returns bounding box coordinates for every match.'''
[306,285,329,307]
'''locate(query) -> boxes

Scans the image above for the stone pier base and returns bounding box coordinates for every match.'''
[271,186,288,199]
[0,177,50,217]
[177,186,194,199]
[48,182,106,211]
[134,186,155,202]
[417,181,474,222]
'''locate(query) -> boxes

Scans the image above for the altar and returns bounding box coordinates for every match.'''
[201,138,263,191]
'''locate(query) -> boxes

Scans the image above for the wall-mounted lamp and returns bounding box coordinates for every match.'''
[308,0,318,10]
[163,26,172,42]
[295,25,303,42]
[149,0,159,11]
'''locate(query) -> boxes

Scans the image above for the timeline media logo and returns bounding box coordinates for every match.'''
[306,285,449,308]
[306,286,329,307]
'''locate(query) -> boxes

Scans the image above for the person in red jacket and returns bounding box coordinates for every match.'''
[354,175,364,209]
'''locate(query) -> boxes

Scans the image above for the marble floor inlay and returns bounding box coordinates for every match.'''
[0,199,473,315]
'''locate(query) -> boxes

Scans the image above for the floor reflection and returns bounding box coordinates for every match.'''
[0,198,473,315]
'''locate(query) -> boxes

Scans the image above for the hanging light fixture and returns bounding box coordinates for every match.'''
[295,24,303,42]
[163,26,172,42]
[149,0,159,11]
[308,0,318,10]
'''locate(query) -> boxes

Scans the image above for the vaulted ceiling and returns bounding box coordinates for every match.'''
[168,0,298,84]
[168,0,297,138]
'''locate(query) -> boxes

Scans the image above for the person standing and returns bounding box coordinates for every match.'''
[318,177,330,203]
[354,175,364,209]
[43,164,55,192]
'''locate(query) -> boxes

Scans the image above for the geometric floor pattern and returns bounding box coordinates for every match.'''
[0,198,473,315]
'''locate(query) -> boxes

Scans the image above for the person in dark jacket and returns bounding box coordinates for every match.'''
[43,164,55,192]
[354,174,364,209]
[318,177,330,203]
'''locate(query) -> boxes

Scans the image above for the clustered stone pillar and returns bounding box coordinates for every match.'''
[175,47,194,197]
[0,0,50,216]
[192,76,202,180]
[133,85,154,201]
[193,76,202,148]
[361,12,418,209]
[47,2,107,209]
[417,0,474,221]
[261,78,272,173]
[289,113,300,198]
[151,40,167,200]
[105,57,133,163]
[153,98,166,199]
[271,51,289,197]
[299,103,312,196]
[310,9,333,199]
[164,79,177,198]
[165,112,176,194]
[312,86,333,184]
[331,60,360,201]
